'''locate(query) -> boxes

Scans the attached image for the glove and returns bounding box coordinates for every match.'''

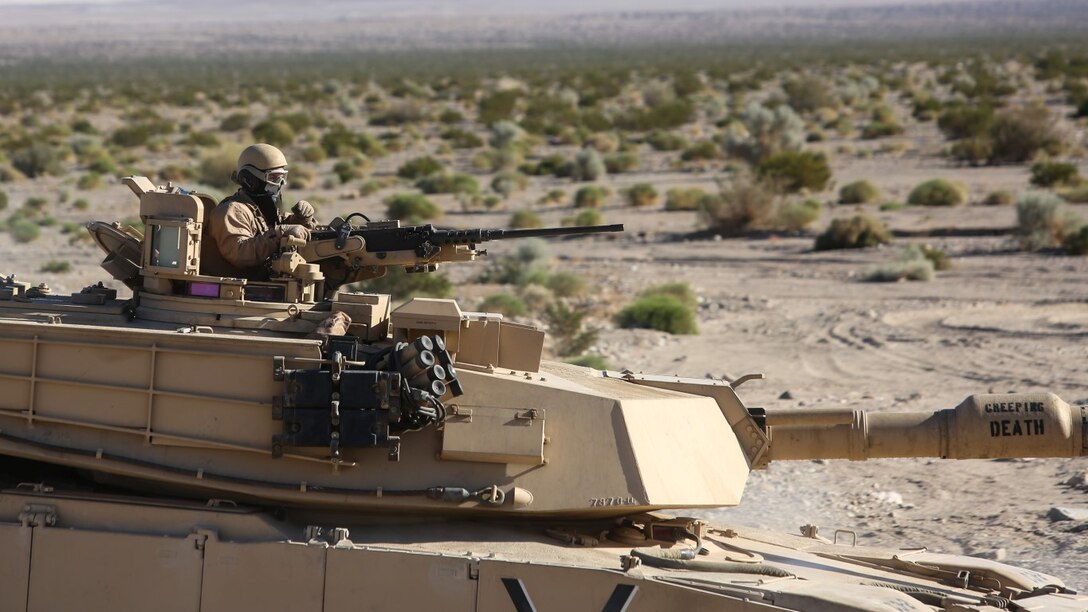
[280,224,311,242]
[289,200,317,229]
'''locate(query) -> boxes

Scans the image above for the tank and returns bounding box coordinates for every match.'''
[0,177,1084,611]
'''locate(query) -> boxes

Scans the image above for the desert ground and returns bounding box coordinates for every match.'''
[1,2,1088,592]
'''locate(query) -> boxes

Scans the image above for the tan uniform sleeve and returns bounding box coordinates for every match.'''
[211,201,280,269]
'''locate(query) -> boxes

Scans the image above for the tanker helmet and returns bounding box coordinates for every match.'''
[233,144,289,198]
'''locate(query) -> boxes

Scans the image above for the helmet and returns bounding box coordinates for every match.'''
[233,144,288,197]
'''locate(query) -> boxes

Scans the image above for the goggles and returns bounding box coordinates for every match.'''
[263,168,288,185]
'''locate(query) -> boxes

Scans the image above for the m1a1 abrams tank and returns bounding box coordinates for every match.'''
[0,176,1084,611]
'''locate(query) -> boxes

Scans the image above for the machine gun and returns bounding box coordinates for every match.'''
[299,218,623,290]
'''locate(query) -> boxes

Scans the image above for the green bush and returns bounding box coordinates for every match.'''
[72,198,89,210]
[385,193,441,223]
[919,244,952,271]
[479,238,551,286]
[839,180,880,204]
[441,127,484,149]
[10,219,41,243]
[937,105,994,140]
[566,209,603,226]
[777,198,822,230]
[647,131,688,151]
[0,190,7,211]
[723,102,805,164]
[545,272,586,298]
[1063,226,1088,255]
[571,148,606,182]
[641,281,696,308]
[1030,161,1081,188]
[565,354,610,370]
[861,121,904,139]
[907,179,967,207]
[396,156,443,180]
[783,76,837,113]
[10,144,61,178]
[1015,191,1082,251]
[664,188,708,211]
[77,173,103,190]
[539,188,566,205]
[982,190,1015,206]
[478,90,520,125]
[615,295,698,335]
[697,175,782,231]
[574,186,608,208]
[604,152,639,174]
[490,172,529,198]
[1059,185,1088,204]
[219,113,250,131]
[198,148,241,189]
[757,151,832,193]
[680,141,722,162]
[417,173,479,196]
[989,106,1065,164]
[865,259,934,282]
[509,210,543,229]
[479,292,528,317]
[624,183,659,207]
[544,301,599,357]
[357,268,451,301]
[332,157,371,184]
[40,259,71,273]
[439,108,464,124]
[814,214,891,250]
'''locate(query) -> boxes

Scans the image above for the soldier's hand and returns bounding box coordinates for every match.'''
[280,224,311,242]
[289,200,317,229]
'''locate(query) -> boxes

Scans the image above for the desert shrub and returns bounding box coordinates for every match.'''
[442,127,484,149]
[479,292,528,317]
[1030,161,1081,188]
[25,197,48,213]
[911,95,942,121]
[490,120,526,150]
[989,106,1065,164]
[783,76,837,113]
[490,172,529,198]
[641,281,697,308]
[10,144,61,178]
[864,252,935,282]
[665,187,708,211]
[983,190,1015,206]
[72,198,89,210]
[396,156,443,180]
[604,152,639,174]
[0,190,6,210]
[40,259,71,273]
[439,108,464,124]
[861,121,904,139]
[949,138,994,165]
[839,180,880,204]
[814,214,891,251]
[71,118,97,134]
[482,195,503,210]
[358,268,451,301]
[1015,191,1082,251]
[574,185,608,208]
[478,90,520,125]
[299,145,327,163]
[757,151,832,193]
[9,219,41,243]
[571,148,606,182]
[77,173,102,190]
[680,141,722,162]
[544,301,599,357]
[0,164,25,182]
[196,148,239,189]
[509,210,543,229]
[320,125,386,158]
[1059,185,1088,204]
[1063,226,1088,255]
[647,130,688,151]
[698,175,785,231]
[777,198,822,230]
[723,102,805,164]
[479,238,551,286]
[219,113,250,131]
[937,105,994,140]
[418,173,479,196]
[624,183,658,207]
[564,209,603,226]
[333,157,371,184]
[919,243,952,270]
[385,193,441,223]
[546,271,586,298]
[615,295,697,335]
[907,179,967,207]
[614,99,694,131]
[184,131,220,148]
[539,188,566,205]
[565,354,610,370]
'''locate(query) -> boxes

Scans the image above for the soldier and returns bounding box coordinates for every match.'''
[201,143,316,280]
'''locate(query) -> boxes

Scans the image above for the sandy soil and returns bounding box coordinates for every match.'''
[2,135,1087,592]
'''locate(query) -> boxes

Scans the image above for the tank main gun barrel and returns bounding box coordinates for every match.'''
[764,393,1087,462]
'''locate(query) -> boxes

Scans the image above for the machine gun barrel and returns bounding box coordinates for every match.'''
[310,223,623,255]
[430,223,625,246]
[764,393,1087,462]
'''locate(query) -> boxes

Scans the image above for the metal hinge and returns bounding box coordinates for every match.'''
[468,558,481,580]
[19,504,57,528]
